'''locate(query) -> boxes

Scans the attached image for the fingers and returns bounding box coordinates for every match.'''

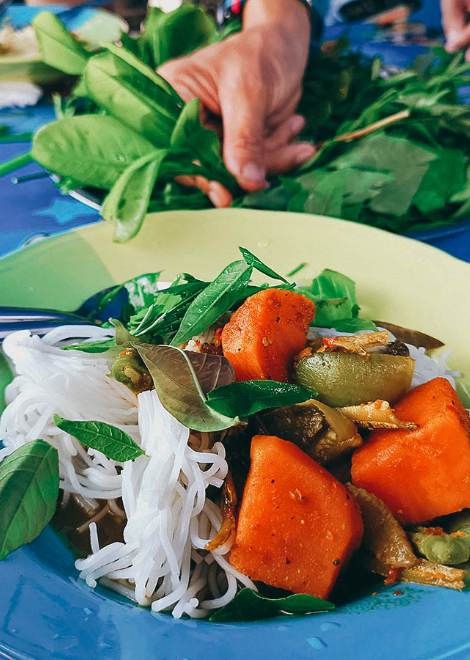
[265,115,305,151]
[219,78,267,192]
[175,175,232,208]
[441,0,470,51]
[265,142,316,175]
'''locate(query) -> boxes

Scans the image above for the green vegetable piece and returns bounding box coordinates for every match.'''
[239,247,289,283]
[0,152,33,179]
[33,12,90,75]
[111,348,152,394]
[124,272,162,312]
[294,352,415,407]
[54,415,144,461]
[209,588,334,622]
[84,49,180,146]
[32,115,155,190]
[0,440,59,560]
[171,260,252,347]
[412,530,470,566]
[206,381,316,418]
[63,338,116,353]
[135,344,237,432]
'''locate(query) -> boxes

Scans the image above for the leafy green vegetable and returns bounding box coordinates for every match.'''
[206,381,316,418]
[33,12,90,75]
[209,588,334,622]
[84,49,180,146]
[32,115,155,190]
[124,272,162,312]
[135,344,237,432]
[0,440,59,560]
[171,260,252,347]
[239,247,289,283]
[298,268,376,330]
[103,151,167,242]
[54,415,144,461]
[63,338,116,353]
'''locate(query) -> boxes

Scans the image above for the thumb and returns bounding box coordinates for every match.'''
[220,80,267,191]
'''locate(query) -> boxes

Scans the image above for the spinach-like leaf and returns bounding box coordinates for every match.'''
[145,4,216,68]
[171,260,252,347]
[103,151,167,242]
[206,381,316,417]
[332,318,377,332]
[124,272,162,312]
[0,440,59,560]
[84,49,180,146]
[302,269,359,326]
[209,588,334,622]
[135,344,237,432]
[32,115,154,190]
[54,416,144,461]
[239,247,289,283]
[33,12,90,75]
[171,98,234,187]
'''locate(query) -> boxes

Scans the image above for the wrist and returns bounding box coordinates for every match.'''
[244,0,311,61]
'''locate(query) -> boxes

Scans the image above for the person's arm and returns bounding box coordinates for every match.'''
[158,0,314,204]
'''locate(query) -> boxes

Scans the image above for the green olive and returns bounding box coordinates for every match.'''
[294,352,415,407]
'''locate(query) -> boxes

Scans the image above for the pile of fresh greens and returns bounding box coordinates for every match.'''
[1,4,469,238]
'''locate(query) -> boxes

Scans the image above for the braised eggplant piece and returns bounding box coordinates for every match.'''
[294,351,415,407]
[259,399,362,465]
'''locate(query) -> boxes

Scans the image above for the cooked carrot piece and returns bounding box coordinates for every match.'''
[230,435,363,599]
[221,289,314,382]
[352,378,470,524]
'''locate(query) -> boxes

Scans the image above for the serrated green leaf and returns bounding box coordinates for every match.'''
[54,416,144,461]
[0,440,59,560]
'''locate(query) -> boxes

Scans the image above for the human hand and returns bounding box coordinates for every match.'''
[441,0,470,61]
[158,1,314,206]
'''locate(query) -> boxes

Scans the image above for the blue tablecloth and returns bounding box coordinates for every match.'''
[1,1,469,262]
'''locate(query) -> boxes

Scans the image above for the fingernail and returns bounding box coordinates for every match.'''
[295,144,316,165]
[240,162,265,183]
[289,115,305,134]
[446,31,460,51]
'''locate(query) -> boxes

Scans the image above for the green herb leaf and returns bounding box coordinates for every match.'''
[301,269,359,327]
[103,151,167,242]
[239,247,289,283]
[63,338,116,353]
[209,588,334,622]
[53,416,144,461]
[0,440,59,560]
[171,260,252,347]
[124,272,162,311]
[135,344,237,432]
[206,381,316,418]
[33,12,90,75]
[84,49,180,146]
[32,115,154,190]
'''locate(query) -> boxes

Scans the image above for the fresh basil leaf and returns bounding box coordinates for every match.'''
[33,12,90,75]
[32,115,154,190]
[206,381,316,418]
[239,247,289,283]
[209,588,334,622]
[103,151,167,242]
[171,260,252,347]
[84,49,180,146]
[53,416,144,461]
[63,338,116,353]
[0,440,59,560]
[135,344,237,432]
[186,352,235,394]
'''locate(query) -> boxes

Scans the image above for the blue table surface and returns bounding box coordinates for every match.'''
[1,1,469,263]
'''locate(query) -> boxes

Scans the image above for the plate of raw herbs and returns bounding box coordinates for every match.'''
[0,208,469,660]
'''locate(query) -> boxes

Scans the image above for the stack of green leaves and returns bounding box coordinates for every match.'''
[1,5,469,238]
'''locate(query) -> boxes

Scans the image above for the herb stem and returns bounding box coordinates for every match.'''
[333,110,411,143]
[0,151,33,178]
